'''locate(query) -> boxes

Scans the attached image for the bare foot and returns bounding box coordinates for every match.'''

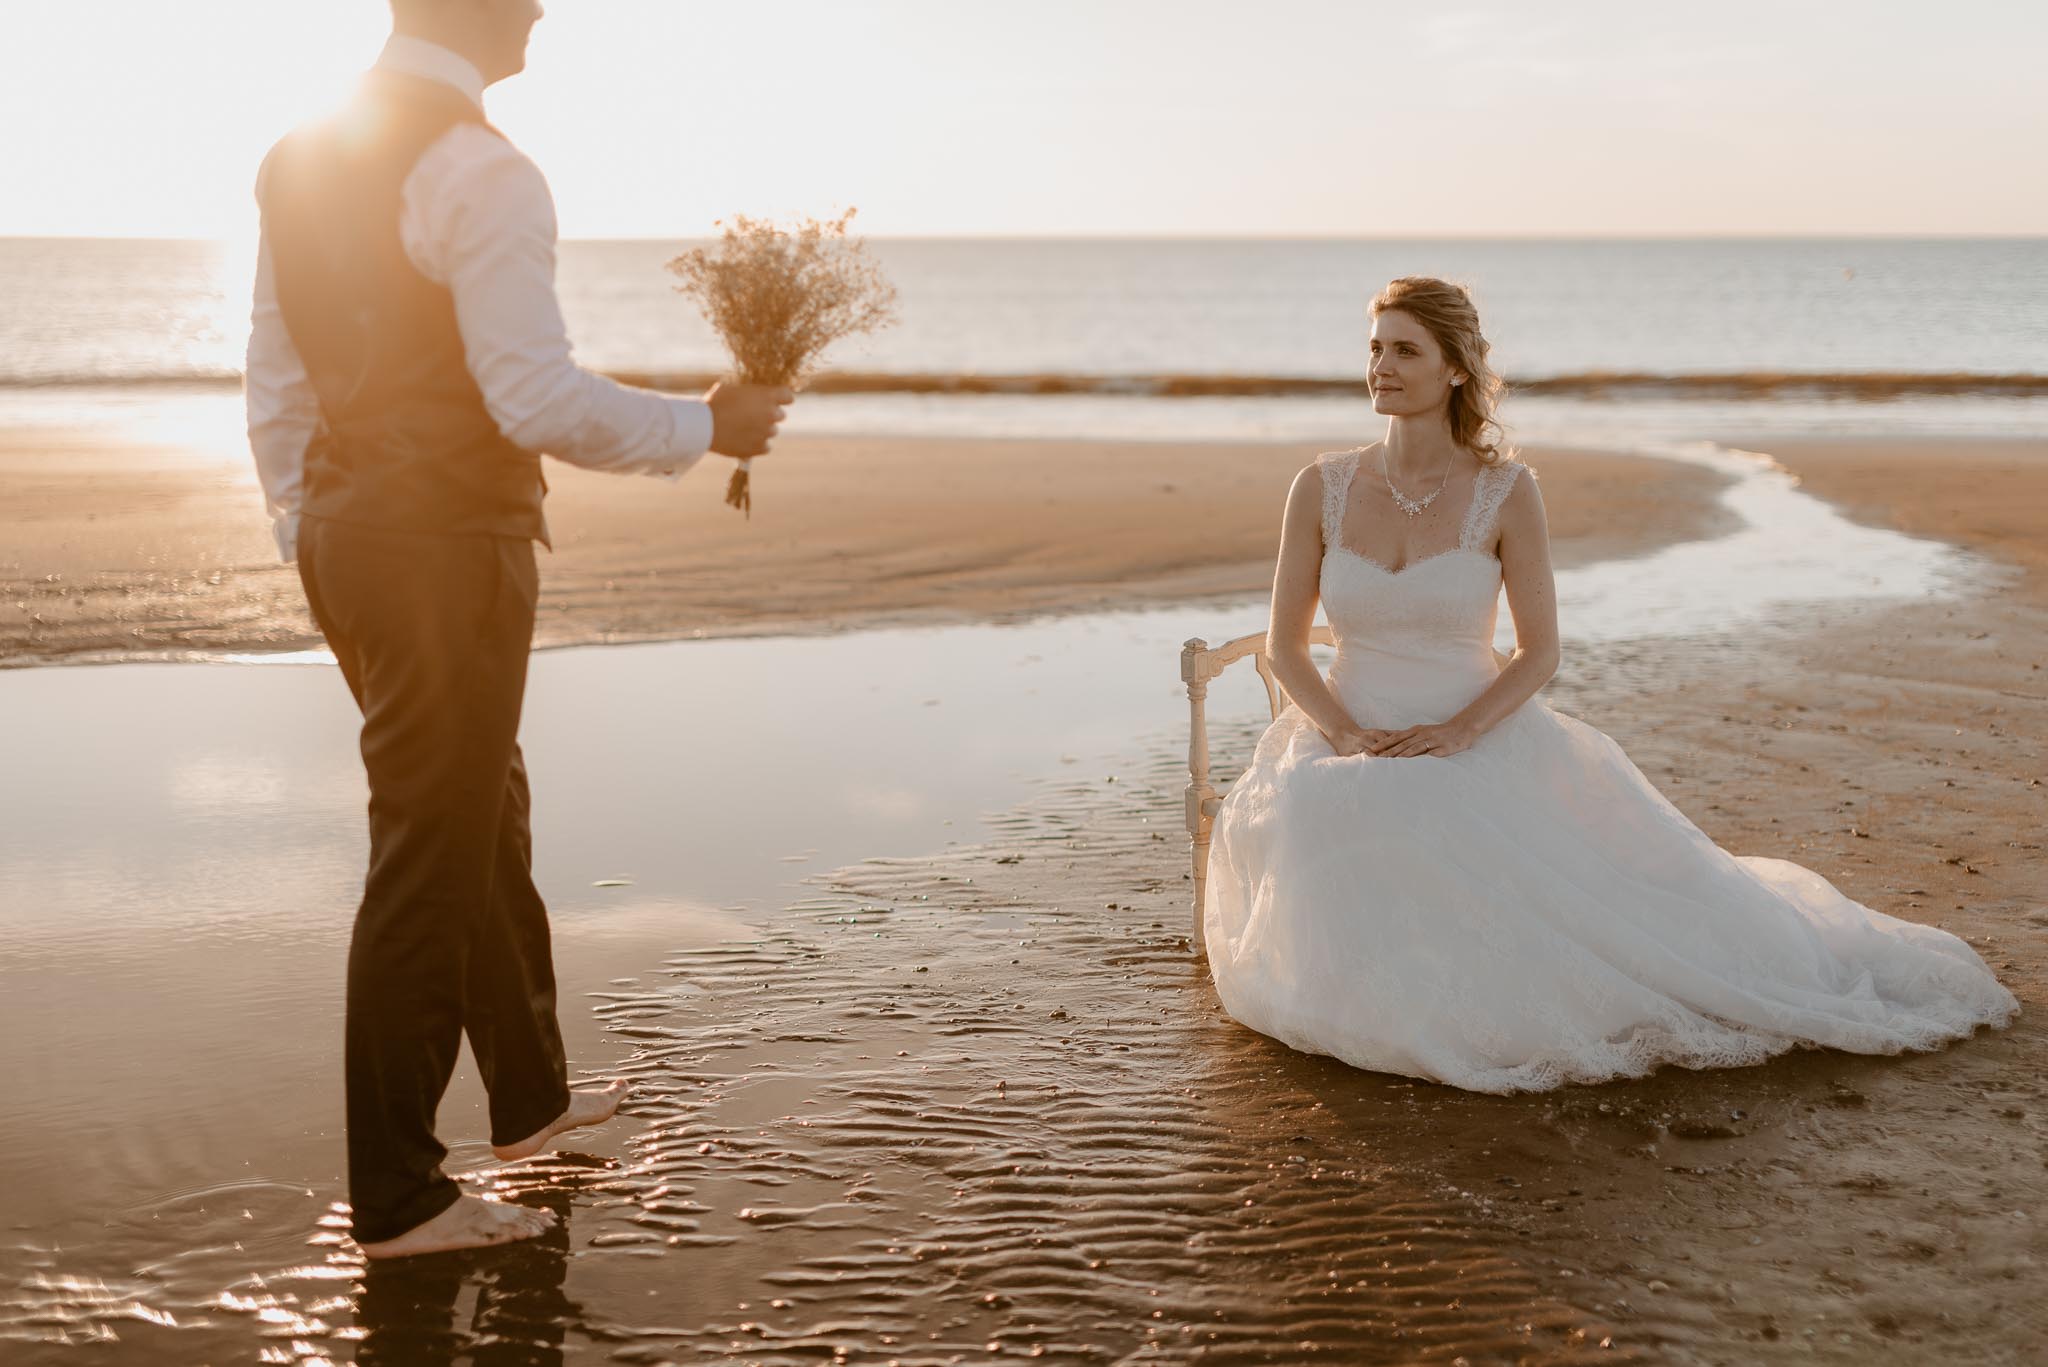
[492,1080,631,1162]
[357,1195,556,1260]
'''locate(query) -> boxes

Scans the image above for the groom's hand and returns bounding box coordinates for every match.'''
[706,381,794,459]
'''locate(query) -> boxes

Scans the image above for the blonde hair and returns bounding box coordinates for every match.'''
[1369,277,1511,465]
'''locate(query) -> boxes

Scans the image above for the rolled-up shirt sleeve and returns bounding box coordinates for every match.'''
[404,125,713,477]
[245,156,322,563]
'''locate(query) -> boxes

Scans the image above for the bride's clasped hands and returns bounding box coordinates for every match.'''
[1325,719,1480,760]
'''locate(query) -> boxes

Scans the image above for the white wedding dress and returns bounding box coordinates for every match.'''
[1204,450,2018,1093]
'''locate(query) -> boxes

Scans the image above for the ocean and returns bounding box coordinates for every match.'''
[3,236,2046,444]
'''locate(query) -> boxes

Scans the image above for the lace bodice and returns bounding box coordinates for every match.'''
[1316,448,1525,663]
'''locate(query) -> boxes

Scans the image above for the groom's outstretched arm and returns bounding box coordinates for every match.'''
[406,125,749,476]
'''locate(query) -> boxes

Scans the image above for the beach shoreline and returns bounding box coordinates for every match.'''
[0,430,1742,668]
[11,426,2044,673]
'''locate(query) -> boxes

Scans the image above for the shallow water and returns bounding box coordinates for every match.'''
[0,445,1989,1361]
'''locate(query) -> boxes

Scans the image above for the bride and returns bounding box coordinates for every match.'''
[1203,276,2017,1093]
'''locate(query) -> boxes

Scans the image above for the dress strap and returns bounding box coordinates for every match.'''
[1318,448,1362,547]
[1458,461,1525,554]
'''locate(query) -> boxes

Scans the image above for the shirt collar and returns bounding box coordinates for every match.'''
[375,34,487,109]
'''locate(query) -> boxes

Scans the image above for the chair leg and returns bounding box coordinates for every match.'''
[1181,647,1214,958]
[1185,780,1213,950]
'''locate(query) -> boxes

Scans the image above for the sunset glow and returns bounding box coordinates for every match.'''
[1,0,2043,241]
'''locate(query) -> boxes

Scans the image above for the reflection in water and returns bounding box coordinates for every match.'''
[354,1187,577,1367]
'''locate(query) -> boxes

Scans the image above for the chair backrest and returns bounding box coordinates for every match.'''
[1179,626,1335,953]
[1180,627,1336,720]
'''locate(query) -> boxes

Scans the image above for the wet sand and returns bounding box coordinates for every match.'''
[3,433,2043,1363]
[510,434,2046,1363]
[0,430,1734,665]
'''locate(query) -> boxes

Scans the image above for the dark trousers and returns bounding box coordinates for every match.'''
[298,515,570,1244]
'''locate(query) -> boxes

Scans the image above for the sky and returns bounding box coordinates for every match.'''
[0,0,2043,241]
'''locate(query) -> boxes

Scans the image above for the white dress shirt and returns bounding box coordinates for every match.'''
[245,35,713,562]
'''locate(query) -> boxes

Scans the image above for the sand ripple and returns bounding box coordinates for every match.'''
[517,729,1632,1364]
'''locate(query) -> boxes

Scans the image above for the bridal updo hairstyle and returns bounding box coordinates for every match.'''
[1369,277,1510,465]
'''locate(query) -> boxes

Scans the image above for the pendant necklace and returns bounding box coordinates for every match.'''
[1380,446,1452,518]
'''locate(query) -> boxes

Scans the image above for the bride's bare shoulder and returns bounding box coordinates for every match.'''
[1305,443,1372,480]
[1284,447,1360,529]
[1291,447,1343,488]
[1286,459,1325,507]
[1495,458,1548,523]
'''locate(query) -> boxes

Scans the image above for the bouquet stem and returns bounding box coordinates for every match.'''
[725,458,752,519]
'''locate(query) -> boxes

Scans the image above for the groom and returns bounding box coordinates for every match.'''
[245,0,792,1258]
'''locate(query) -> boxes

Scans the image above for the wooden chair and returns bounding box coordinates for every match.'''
[1179,627,1333,955]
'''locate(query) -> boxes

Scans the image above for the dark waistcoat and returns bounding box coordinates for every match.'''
[260,69,547,543]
